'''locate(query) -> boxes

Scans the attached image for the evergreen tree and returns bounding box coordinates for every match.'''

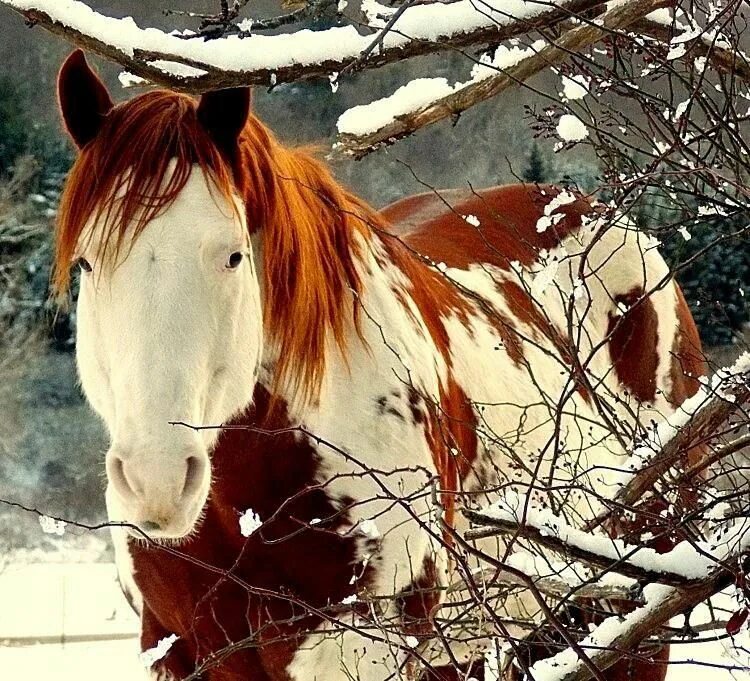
[522,141,548,183]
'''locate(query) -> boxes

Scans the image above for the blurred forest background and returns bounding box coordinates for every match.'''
[0,1,747,561]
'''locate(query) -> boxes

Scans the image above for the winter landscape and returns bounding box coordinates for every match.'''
[0,0,749,679]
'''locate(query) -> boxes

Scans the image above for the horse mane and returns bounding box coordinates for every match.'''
[55,90,378,403]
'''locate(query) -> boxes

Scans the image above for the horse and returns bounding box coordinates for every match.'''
[54,49,706,681]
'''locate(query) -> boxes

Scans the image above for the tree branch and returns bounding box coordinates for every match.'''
[463,510,698,586]
[2,0,612,93]
[331,0,673,159]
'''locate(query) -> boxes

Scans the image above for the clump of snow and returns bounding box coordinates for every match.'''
[536,212,564,233]
[560,74,590,100]
[667,43,687,60]
[118,71,145,87]
[149,60,207,78]
[535,190,576,233]
[646,8,674,25]
[556,114,589,142]
[140,634,178,668]
[463,214,481,227]
[39,515,66,536]
[337,78,454,136]
[239,508,262,537]
[358,519,381,539]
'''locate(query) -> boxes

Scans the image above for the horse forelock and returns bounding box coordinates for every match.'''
[55,89,378,406]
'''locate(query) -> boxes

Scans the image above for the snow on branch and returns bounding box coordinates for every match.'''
[524,508,750,681]
[466,498,750,681]
[3,0,610,93]
[464,502,715,586]
[461,355,750,680]
[632,16,750,84]
[609,352,750,512]
[331,0,673,159]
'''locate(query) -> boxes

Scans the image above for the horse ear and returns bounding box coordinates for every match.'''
[58,50,114,149]
[197,88,251,157]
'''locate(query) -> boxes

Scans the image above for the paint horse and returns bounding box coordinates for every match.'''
[55,50,705,680]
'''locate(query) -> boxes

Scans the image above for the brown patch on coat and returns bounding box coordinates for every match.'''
[132,387,364,680]
[606,287,660,403]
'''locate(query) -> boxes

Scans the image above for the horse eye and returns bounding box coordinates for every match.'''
[227,252,243,269]
[77,257,92,273]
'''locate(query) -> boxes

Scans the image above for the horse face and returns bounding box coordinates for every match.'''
[57,51,258,540]
[76,172,263,540]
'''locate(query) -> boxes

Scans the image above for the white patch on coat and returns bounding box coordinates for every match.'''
[288,215,691,676]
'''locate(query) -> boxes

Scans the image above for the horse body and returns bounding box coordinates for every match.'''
[128,185,700,681]
[54,52,705,681]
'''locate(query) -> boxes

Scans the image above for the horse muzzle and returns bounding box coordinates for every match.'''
[105,445,210,540]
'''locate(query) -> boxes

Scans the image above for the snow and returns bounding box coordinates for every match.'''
[667,44,688,60]
[535,190,576,233]
[239,508,262,537]
[463,214,481,227]
[117,71,145,87]
[39,515,67,536]
[337,40,545,136]
[338,78,454,136]
[0,639,143,680]
[483,493,718,580]
[556,114,589,142]
[358,519,381,539]
[0,562,141,680]
[560,74,590,100]
[8,0,562,81]
[139,634,178,668]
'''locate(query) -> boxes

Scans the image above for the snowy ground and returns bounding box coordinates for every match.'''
[0,563,141,679]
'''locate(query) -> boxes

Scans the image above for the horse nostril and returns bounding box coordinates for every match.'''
[108,454,141,498]
[181,455,206,500]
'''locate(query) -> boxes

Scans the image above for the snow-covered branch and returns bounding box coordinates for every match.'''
[461,355,750,680]
[632,15,750,84]
[331,0,672,159]
[610,353,750,513]
[464,505,714,586]
[466,501,750,681]
[3,0,610,93]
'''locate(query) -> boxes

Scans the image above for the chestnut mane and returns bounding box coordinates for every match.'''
[55,90,379,401]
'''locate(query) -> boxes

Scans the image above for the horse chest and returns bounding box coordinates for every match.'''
[129,392,374,679]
